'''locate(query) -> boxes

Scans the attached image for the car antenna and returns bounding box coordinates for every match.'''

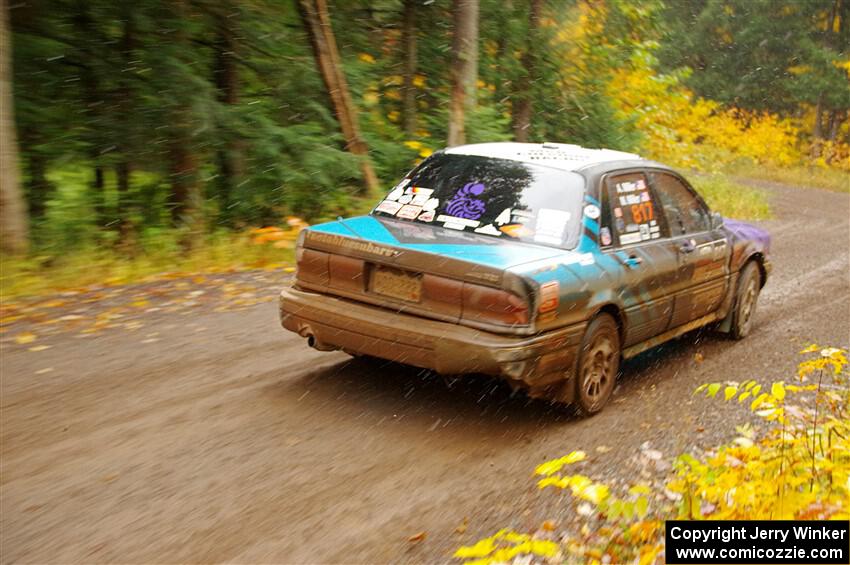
[337,216,364,239]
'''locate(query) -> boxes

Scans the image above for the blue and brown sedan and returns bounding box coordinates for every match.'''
[279,142,771,415]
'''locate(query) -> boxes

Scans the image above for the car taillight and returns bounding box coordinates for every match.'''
[296,248,329,286]
[461,284,529,326]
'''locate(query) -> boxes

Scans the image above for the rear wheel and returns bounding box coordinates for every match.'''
[730,262,761,340]
[570,313,620,416]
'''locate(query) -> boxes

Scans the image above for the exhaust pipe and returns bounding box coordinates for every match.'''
[302,328,338,352]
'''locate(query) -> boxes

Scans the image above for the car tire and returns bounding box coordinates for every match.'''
[570,313,620,416]
[730,261,761,340]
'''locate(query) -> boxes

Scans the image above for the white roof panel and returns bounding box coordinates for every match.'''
[444,142,642,171]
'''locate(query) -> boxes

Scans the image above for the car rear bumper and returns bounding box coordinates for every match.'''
[279,285,585,394]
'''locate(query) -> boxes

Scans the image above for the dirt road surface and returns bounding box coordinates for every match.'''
[2,181,848,564]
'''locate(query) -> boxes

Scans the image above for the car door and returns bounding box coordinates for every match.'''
[600,171,678,346]
[648,170,730,327]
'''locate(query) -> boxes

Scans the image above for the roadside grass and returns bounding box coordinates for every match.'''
[689,174,772,220]
[724,162,850,193]
[1,231,294,302]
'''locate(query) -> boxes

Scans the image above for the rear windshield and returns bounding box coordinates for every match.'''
[371,153,586,249]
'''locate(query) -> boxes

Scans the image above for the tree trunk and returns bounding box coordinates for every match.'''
[447,0,479,147]
[169,138,202,235]
[167,0,203,247]
[512,0,541,142]
[74,0,106,225]
[213,7,244,223]
[827,109,845,142]
[298,0,380,197]
[811,93,824,158]
[0,0,29,254]
[116,4,134,235]
[401,0,418,137]
[24,148,49,219]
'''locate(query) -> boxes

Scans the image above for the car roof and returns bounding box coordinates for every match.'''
[443,142,645,172]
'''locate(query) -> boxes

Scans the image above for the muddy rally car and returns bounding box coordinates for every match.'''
[279,142,771,414]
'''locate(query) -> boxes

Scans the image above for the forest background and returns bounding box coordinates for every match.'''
[1,0,848,297]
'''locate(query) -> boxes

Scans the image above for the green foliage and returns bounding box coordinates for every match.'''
[657,0,850,116]
[689,175,772,220]
[7,0,843,287]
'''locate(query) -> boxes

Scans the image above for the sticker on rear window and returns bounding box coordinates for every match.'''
[436,214,480,228]
[376,200,403,215]
[446,182,487,220]
[417,210,435,222]
[534,208,571,245]
[397,204,423,220]
[474,224,501,236]
[410,187,434,205]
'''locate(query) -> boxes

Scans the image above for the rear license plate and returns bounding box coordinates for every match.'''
[371,267,422,302]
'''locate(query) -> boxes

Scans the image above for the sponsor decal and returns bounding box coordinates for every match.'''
[619,232,642,245]
[443,221,466,230]
[494,207,512,225]
[417,209,435,222]
[410,187,434,206]
[473,224,501,236]
[376,200,403,215]
[500,223,533,238]
[386,184,406,201]
[398,193,413,204]
[584,204,601,219]
[446,182,487,220]
[422,198,439,211]
[534,208,571,245]
[600,227,612,246]
[396,204,422,219]
[539,281,560,313]
[436,214,480,228]
[309,232,399,257]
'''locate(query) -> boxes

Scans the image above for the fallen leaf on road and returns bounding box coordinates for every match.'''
[694,352,704,363]
[408,531,426,543]
[455,517,468,534]
[15,332,36,344]
[541,520,557,531]
[35,368,53,375]
[28,345,51,352]
[577,502,594,516]
[595,445,612,453]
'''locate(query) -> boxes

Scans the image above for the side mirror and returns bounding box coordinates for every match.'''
[711,211,723,230]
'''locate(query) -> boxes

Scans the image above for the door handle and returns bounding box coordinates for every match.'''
[625,253,643,268]
[679,239,696,254]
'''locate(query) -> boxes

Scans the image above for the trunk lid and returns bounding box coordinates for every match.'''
[296,216,567,333]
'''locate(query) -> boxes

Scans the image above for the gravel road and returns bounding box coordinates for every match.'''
[1,180,848,564]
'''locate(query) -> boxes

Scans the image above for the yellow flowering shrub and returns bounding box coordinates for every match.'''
[609,50,802,171]
[454,346,848,565]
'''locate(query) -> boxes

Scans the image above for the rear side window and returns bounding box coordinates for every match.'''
[603,172,664,246]
[650,172,711,236]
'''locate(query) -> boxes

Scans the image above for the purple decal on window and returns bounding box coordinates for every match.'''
[445,182,486,220]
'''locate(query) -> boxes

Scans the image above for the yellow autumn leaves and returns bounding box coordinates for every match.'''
[454,345,849,564]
